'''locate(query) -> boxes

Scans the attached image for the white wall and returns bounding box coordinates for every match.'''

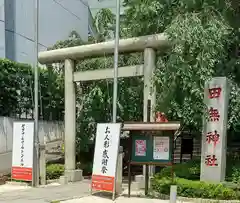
[0,0,5,57]
[0,117,64,174]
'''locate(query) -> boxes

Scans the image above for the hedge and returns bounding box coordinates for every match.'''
[46,162,93,180]
[152,177,239,200]
[158,159,200,180]
[46,164,64,180]
[159,158,240,182]
[152,158,240,200]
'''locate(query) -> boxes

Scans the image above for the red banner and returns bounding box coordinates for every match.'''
[11,166,32,181]
[91,174,114,192]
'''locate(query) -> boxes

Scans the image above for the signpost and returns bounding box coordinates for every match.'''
[12,121,34,182]
[91,123,121,200]
[200,77,229,182]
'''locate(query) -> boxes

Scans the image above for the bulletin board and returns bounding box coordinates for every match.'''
[131,132,173,164]
[122,122,180,198]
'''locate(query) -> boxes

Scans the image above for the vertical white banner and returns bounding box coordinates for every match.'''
[92,123,121,192]
[12,121,34,181]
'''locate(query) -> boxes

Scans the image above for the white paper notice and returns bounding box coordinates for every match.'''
[153,136,170,160]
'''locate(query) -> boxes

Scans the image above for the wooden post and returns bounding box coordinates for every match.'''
[145,164,149,196]
[128,133,132,198]
[171,132,174,182]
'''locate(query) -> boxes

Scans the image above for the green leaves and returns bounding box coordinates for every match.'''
[154,11,232,128]
[94,9,115,39]
[0,58,64,120]
[0,59,32,116]
[123,0,240,131]
[42,0,240,153]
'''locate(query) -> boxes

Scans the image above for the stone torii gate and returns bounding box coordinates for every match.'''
[38,33,170,183]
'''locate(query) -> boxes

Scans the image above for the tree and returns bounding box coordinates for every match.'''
[48,0,240,155]
[0,59,33,117]
[0,58,64,121]
[122,0,240,132]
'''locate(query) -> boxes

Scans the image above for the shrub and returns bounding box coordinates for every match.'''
[158,159,200,180]
[76,162,93,176]
[46,164,64,180]
[158,157,240,182]
[152,176,238,200]
[225,158,240,182]
[231,167,240,184]
[157,157,240,184]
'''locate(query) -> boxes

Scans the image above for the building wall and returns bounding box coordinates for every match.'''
[0,0,5,58]
[88,0,125,17]
[2,0,89,64]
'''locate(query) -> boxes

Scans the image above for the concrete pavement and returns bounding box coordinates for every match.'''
[0,180,189,203]
[62,196,188,203]
[0,180,90,203]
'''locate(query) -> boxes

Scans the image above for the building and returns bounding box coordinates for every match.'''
[88,0,125,17]
[0,0,96,65]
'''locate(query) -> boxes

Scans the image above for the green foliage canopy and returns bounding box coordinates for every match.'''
[49,0,240,151]
[0,58,63,120]
[122,0,240,131]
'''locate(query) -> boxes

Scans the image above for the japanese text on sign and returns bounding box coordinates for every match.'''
[208,107,220,122]
[92,123,121,193]
[208,87,222,99]
[20,124,25,166]
[201,77,229,182]
[101,126,110,174]
[205,155,218,166]
[205,86,222,167]
[206,130,219,147]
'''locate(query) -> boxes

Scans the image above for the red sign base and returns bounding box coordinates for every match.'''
[11,166,32,181]
[91,174,114,192]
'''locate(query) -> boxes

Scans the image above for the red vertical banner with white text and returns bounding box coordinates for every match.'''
[200,77,229,182]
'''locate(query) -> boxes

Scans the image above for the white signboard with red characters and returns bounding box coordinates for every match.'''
[91,123,121,195]
[12,121,34,181]
[200,77,229,182]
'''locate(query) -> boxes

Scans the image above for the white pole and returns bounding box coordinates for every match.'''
[112,0,121,199]
[112,0,120,123]
[170,185,177,203]
[33,0,39,187]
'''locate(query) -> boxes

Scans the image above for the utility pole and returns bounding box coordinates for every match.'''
[112,0,120,123]
[33,0,40,187]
